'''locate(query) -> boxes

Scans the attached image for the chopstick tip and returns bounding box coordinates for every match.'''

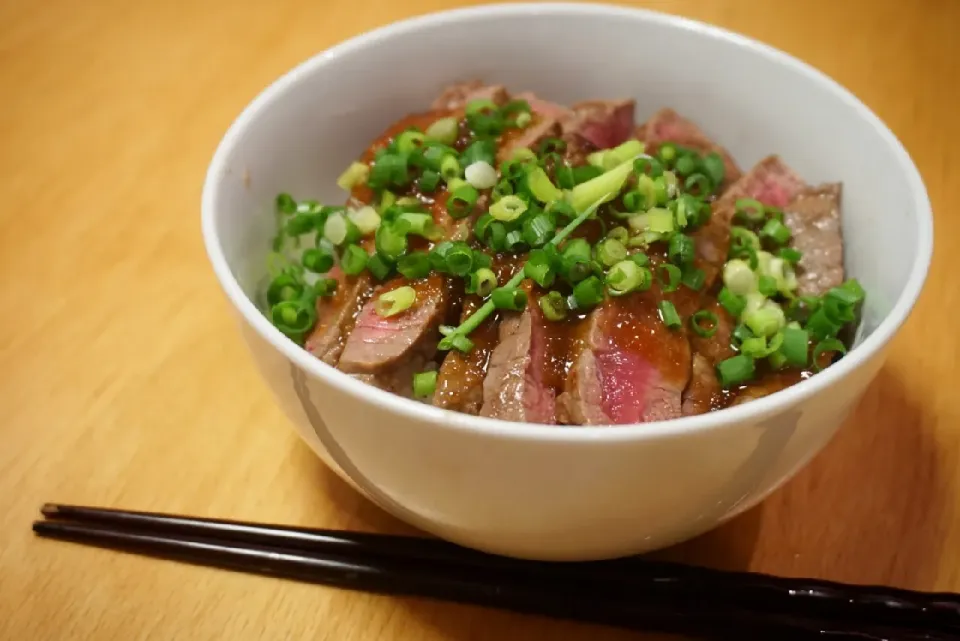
[40,503,60,516]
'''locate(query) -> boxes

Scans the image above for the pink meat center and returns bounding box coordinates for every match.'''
[595,347,658,424]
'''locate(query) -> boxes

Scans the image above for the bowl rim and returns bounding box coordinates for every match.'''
[201,2,933,444]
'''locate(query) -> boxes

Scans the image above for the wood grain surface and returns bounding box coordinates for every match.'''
[2,0,958,639]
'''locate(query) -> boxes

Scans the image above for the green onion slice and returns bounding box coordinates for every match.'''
[690,310,719,337]
[412,370,437,399]
[717,354,755,387]
[375,285,417,317]
[812,338,848,371]
[657,264,682,293]
[658,300,682,329]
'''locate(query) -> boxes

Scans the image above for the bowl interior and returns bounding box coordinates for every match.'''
[208,4,927,389]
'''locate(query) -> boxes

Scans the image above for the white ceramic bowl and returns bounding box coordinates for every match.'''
[201,3,932,560]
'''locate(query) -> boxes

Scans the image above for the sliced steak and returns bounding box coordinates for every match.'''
[434,257,523,414]
[558,291,691,425]
[783,183,844,297]
[681,354,721,416]
[338,274,448,379]
[432,82,508,111]
[695,156,807,289]
[479,287,556,424]
[305,267,375,366]
[517,93,636,151]
[732,370,804,406]
[637,108,742,187]
[497,115,562,162]
[680,301,735,416]
[433,297,499,414]
[569,100,636,150]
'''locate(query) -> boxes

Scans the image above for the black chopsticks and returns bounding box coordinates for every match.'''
[33,504,960,640]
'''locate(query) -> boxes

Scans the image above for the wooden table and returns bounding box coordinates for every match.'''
[2,0,958,638]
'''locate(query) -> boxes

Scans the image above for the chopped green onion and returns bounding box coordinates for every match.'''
[397,251,431,280]
[396,212,439,239]
[337,162,370,191]
[485,221,507,251]
[460,139,496,168]
[587,140,644,171]
[523,213,555,248]
[276,193,297,214]
[285,211,318,237]
[445,243,474,276]
[718,287,746,317]
[395,130,426,154]
[702,152,725,187]
[348,206,381,236]
[735,198,766,224]
[503,230,526,252]
[674,154,698,177]
[572,164,603,185]
[569,156,636,212]
[717,354,755,387]
[375,223,407,261]
[538,290,568,321]
[658,300,681,329]
[805,308,840,340]
[668,233,695,266]
[744,301,786,337]
[812,338,848,371]
[313,278,338,297]
[560,238,592,283]
[413,370,437,399]
[780,326,809,367]
[607,226,630,244]
[741,333,784,358]
[761,218,792,245]
[657,143,678,166]
[302,246,335,274]
[657,264,682,293]
[596,238,628,267]
[526,166,563,203]
[732,322,754,346]
[682,267,705,291]
[690,309,719,338]
[425,117,458,145]
[685,171,714,195]
[467,268,497,297]
[375,285,416,317]
[419,169,441,193]
[492,287,528,311]
[394,196,421,207]
[366,253,393,281]
[778,247,803,263]
[722,259,757,296]
[490,195,528,222]
[472,251,492,269]
[628,207,675,234]
[368,152,410,190]
[447,184,480,219]
[512,147,537,163]
[555,164,575,189]
[629,252,650,267]
[573,276,605,308]
[340,244,368,276]
[827,279,866,305]
[514,112,532,128]
[323,212,361,246]
[622,190,648,213]
[758,274,778,297]
[731,226,760,251]
[270,299,317,342]
[605,260,650,296]
[634,156,663,177]
[465,98,497,115]
[266,273,304,307]
[465,160,498,189]
[440,155,461,183]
